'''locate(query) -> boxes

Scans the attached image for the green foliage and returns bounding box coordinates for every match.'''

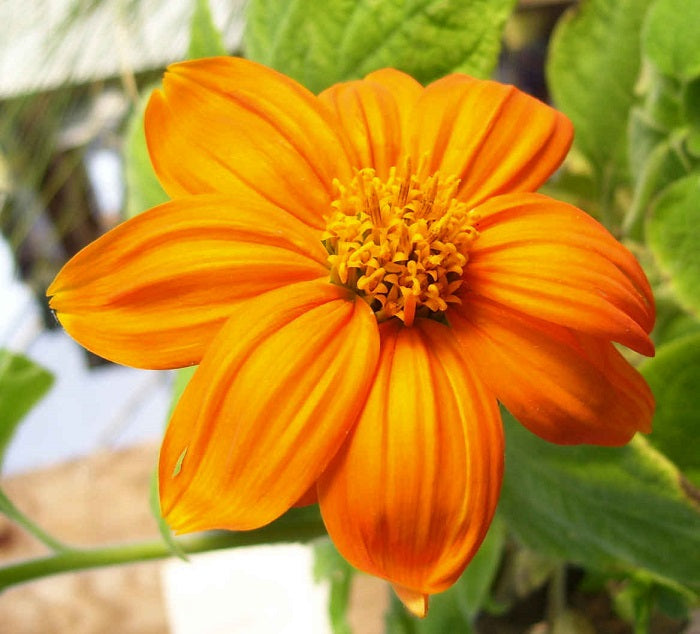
[244,0,517,93]
[313,539,355,634]
[188,0,228,60]
[641,334,700,486]
[384,517,505,633]
[498,411,700,591]
[0,349,54,470]
[123,88,168,219]
[647,174,700,315]
[546,0,653,190]
[0,350,65,551]
[642,0,700,81]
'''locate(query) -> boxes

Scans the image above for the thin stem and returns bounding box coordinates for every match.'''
[0,489,69,553]
[546,564,567,625]
[0,508,326,592]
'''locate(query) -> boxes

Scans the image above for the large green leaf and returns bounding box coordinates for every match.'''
[0,349,53,470]
[642,0,700,81]
[499,412,700,590]
[546,0,652,184]
[641,334,700,487]
[647,172,700,316]
[244,0,516,93]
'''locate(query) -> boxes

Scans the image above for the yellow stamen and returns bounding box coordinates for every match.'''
[323,160,480,325]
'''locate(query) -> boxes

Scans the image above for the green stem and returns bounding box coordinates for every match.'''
[0,508,326,592]
[546,565,567,625]
[0,488,69,553]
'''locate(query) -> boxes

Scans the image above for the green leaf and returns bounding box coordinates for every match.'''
[641,334,700,487]
[188,0,227,60]
[499,411,700,590]
[0,350,64,551]
[313,539,354,634]
[123,87,169,219]
[647,172,700,315]
[0,349,53,470]
[652,294,700,346]
[628,105,674,182]
[625,129,693,239]
[244,0,517,93]
[383,517,505,632]
[546,0,652,184]
[642,0,700,81]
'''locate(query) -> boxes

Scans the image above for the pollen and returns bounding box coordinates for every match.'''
[323,158,480,326]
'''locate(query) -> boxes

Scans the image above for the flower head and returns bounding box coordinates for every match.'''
[47,58,655,616]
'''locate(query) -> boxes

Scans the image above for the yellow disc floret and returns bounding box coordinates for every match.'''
[323,159,480,326]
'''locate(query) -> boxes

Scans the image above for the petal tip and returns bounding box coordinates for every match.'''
[392,584,429,619]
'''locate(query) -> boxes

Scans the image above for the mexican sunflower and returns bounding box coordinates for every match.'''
[47,57,655,617]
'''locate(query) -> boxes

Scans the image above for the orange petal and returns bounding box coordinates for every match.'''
[319,79,403,178]
[450,297,654,446]
[408,74,572,206]
[465,193,655,356]
[318,319,503,598]
[145,57,352,229]
[47,194,328,369]
[392,585,429,619]
[159,281,380,532]
[293,484,318,508]
[364,68,423,136]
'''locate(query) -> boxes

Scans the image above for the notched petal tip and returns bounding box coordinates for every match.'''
[392,584,429,618]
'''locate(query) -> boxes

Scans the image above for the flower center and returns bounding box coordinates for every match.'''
[323,159,480,326]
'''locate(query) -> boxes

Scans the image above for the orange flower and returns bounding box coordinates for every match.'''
[47,58,655,616]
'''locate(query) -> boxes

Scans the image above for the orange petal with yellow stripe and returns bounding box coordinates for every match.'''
[465,193,655,356]
[408,74,572,207]
[159,281,379,532]
[145,57,353,229]
[320,71,418,177]
[363,68,423,135]
[47,194,328,369]
[451,297,654,446]
[318,318,503,610]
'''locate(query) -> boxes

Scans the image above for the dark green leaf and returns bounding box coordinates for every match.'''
[546,0,652,184]
[642,0,700,81]
[0,349,53,470]
[244,0,516,93]
[641,334,700,487]
[188,0,227,60]
[499,412,700,589]
[647,172,700,315]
